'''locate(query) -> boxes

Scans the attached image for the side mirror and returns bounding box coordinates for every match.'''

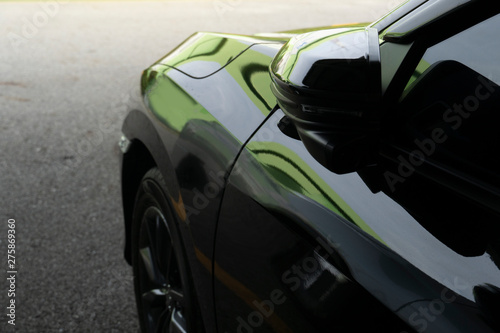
[270,27,381,174]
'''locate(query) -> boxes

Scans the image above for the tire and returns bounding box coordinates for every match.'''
[131,168,200,333]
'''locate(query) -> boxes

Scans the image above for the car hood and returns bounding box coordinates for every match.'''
[151,23,369,79]
[150,32,284,79]
[255,22,369,39]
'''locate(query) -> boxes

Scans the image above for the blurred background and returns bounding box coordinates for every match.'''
[0,0,397,331]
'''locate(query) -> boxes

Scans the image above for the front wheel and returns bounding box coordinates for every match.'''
[131,168,199,333]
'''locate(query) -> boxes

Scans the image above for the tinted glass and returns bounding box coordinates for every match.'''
[405,14,500,88]
[399,13,500,184]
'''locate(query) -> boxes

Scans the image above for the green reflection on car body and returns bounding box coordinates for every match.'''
[142,32,284,136]
[246,140,384,244]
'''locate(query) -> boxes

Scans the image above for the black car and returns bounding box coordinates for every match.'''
[119,0,500,332]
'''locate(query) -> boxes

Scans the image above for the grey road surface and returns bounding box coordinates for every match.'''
[0,0,396,331]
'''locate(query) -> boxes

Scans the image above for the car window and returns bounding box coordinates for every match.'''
[405,13,500,90]
[395,13,500,188]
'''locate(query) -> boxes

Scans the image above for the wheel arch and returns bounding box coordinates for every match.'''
[121,138,156,265]
[121,108,176,265]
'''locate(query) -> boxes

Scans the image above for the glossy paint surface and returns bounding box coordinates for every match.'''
[125,32,286,331]
[215,109,500,332]
[121,1,500,332]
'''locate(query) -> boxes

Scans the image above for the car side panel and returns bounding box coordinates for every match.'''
[214,109,498,332]
[122,34,284,331]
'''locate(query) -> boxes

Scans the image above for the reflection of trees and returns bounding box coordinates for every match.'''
[240,63,272,110]
[252,148,351,219]
[248,141,383,243]
[171,37,228,68]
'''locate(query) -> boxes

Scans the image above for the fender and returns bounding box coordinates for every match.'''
[121,32,286,332]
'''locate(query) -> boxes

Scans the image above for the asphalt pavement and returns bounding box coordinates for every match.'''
[0,0,395,331]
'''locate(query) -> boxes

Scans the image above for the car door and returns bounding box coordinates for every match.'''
[213,106,424,333]
[213,10,500,333]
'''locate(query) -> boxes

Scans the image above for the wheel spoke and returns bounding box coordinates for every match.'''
[154,214,174,278]
[142,288,167,307]
[139,212,166,286]
[169,308,188,333]
[134,185,191,333]
[166,286,184,306]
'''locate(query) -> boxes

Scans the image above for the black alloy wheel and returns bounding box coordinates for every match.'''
[132,168,197,333]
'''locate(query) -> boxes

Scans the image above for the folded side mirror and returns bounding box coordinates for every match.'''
[270,27,381,174]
